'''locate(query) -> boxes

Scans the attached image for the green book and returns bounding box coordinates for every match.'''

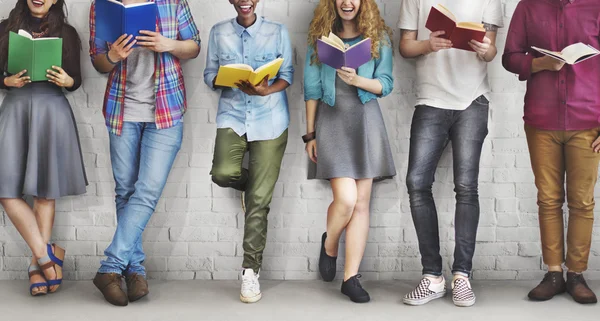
[8,30,62,82]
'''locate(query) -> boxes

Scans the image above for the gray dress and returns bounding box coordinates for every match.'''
[0,82,88,198]
[308,78,396,180]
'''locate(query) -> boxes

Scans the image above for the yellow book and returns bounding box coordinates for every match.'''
[215,57,284,88]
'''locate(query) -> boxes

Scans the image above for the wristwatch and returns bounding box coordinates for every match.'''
[302,132,316,143]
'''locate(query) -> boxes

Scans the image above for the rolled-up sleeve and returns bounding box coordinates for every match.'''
[303,45,323,101]
[374,38,394,97]
[177,0,201,48]
[89,1,108,60]
[277,25,294,85]
[203,26,219,90]
[502,2,533,81]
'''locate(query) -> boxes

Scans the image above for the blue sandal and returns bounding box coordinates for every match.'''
[37,243,65,293]
[28,265,48,296]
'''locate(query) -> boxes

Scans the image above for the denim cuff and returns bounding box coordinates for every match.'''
[452,270,471,278]
[98,267,123,275]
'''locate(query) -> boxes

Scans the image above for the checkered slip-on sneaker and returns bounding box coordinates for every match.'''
[452,277,476,307]
[403,275,447,306]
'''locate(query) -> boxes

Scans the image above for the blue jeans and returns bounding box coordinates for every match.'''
[406,96,489,277]
[98,121,183,276]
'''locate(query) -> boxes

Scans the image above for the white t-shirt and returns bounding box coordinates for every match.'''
[397,0,504,110]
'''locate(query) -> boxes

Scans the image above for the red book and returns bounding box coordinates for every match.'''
[425,4,485,52]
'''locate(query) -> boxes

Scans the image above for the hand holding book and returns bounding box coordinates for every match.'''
[3,69,30,88]
[235,75,271,96]
[46,65,74,88]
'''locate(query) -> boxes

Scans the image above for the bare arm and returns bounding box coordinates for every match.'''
[399,29,452,58]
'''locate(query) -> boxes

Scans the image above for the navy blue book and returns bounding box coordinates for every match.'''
[95,0,157,44]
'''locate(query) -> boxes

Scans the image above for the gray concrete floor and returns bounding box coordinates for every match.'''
[0,280,598,321]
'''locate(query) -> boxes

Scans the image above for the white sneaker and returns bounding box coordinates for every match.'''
[403,275,447,305]
[452,277,476,307]
[240,268,261,303]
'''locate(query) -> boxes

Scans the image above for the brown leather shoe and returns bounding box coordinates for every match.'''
[566,272,597,304]
[93,273,128,306]
[528,271,566,301]
[126,273,149,302]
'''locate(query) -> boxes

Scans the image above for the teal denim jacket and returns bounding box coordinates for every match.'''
[303,35,394,106]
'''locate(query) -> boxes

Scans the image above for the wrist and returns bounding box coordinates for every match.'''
[423,40,433,55]
[166,38,177,53]
[3,77,7,87]
[106,51,120,64]
[302,131,316,143]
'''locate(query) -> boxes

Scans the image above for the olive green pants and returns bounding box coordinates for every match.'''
[210,128,288,271]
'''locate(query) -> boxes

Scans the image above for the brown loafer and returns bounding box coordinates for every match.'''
[566,272,597,304]
[93,273,128,306]
[528,271,566,301]
[126,273,149,302]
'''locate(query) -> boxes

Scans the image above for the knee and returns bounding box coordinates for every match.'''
[454,181,478,201]
[211,167,242,187]
[406,171,431,194]
[567,197,595,217]
[353,199,370,217]
[332,194,357,216]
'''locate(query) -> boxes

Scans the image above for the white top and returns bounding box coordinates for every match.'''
[397,0,504,110]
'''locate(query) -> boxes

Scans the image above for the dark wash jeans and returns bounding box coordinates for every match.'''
[406,96,489,277]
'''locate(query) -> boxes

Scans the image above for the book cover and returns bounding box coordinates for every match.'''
[95,0,156,44]
[317,35,371,70]
[8,31,62,82]
[425,4,485,52]
[215,57,284,88]
[532,43,600,65]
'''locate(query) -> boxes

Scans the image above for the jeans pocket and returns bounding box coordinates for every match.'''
[473,95,489,106]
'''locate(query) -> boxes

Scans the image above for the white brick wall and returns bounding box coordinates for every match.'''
[1,0,599,281]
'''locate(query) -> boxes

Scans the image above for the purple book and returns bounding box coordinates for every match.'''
[317,36,372,70]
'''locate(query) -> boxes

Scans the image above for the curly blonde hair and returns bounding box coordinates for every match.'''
[307,0,393,65]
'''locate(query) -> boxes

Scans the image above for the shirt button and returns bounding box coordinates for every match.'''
[247,100,251,103]
[561,80,565,84]
[244,55,248,59]
[559,24,563,28]
[562,101,566,105]
[244,39,247,42]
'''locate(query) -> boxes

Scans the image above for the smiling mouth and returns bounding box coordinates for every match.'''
[239,4,253,14]
[32,0,45,7]
[341,7,355,13]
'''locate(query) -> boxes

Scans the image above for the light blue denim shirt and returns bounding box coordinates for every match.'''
[203,16,294,142]
[303,35,394,106]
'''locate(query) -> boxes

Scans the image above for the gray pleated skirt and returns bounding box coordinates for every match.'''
[0,82,88,199]
[308,79,396,181]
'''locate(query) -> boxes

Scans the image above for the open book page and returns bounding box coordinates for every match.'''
[223,64,254,71]
[347,38,370,50]
[532,43,600,64]
[320,32,346,51]
[17,29,59,40]
[435,4,457,22]
[251,58,284,84]
[561,43,600,64]
[457,22,485,31]
[107,0,152,7]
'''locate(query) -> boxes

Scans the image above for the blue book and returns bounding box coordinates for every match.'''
[95,0,157,44]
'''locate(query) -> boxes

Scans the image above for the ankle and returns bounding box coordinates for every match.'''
[548,265,563,272]
[32,244,48,261]
[424,274,443,283]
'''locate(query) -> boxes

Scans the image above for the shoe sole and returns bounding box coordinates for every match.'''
[402,292,446,306]
[453,297,476,307]
[240,292,262,303]
[567,291,597,304]
[403,291,446,306]
[129,291,149,302]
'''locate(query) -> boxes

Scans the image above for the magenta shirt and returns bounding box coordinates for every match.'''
[502,0,600,131]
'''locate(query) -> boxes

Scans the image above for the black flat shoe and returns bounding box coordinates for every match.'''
[319,232,337,282]
[341,274,370,303]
